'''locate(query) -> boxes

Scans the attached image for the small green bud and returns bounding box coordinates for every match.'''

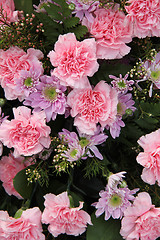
[0,98,6,107]
[68,3,75,10]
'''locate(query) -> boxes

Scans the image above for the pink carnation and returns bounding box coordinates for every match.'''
[125,0,160,38]
[42,192,92,237]
[0,46,44,100]
[82,6,132,59]
[0,207,45,239]
[0,106,51,157]
[0,0,19,24]
[0,153,28,199]
[136,129,160,186]
[120,192,160,240]
[48,33,99,89]
[67,80,118,135]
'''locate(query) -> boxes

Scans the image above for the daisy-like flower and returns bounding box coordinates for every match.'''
[15,64,43,101]
[109,74,134,94]
[67,0,100,22]
[59,128,107,161]
[137,52,160,97]
[33,0,54,13]
[109,93,136,138]
[107,171,126,190]
[24,74,67,122]
[92,185,138,220]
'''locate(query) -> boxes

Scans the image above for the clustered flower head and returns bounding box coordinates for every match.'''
[0,106,51,157]
[82,5,133,60]
[0,46,44,100]
[42,192,92,237]
[67,80,118,135]
[120,192,160,240]
[110,74,134,94]
[137,51,160,97]
[125,0,160,38]
[58,128,107,162]
[24,74,67,122]
[92,171,138,220]
[136,128,160,187]
[48,33,99,89]
[67,0,100,22]
[0,207,45,239]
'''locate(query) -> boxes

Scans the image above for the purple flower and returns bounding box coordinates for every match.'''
[92,185,138,220]
[15,64,43,101]
[33,0,54,13]
[62,143,85,162]
[108,171,126,190]
[108,93,136,138]
[78,127,108,160]
[109,74,134,94]
[24,74,67,122]
[59,128,107,160]
[137,52,160,97]
[67,0,100,22]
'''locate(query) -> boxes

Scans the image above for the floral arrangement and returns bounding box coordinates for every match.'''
[0,0,160,239]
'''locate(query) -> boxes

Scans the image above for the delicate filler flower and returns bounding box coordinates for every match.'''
[0,207,45,239]
[82,6,132,59]
[24,74,67,122]
[109,74,134,94]
[136,129,160,186]
[120,192,160,240]
[42,192,92,237]
[93,185,138,220]
[67,80,118,135]
[125,0,160,38]
[0,106,51,157]
[67,0,100,22]
[0,46,44,100]
[48,33,99,89]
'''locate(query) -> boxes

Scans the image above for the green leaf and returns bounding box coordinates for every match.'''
[44,4,63,21]
[13,168,33,199]
[70,25,88,40]
[14,0,33,14]
[87,213,123,240]
[64,17,80,29]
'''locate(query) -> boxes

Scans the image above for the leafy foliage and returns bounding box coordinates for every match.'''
[36,1,88,42]
[87,213,122,240]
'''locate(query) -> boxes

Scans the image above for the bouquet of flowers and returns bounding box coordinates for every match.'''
[0,0,160,239]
